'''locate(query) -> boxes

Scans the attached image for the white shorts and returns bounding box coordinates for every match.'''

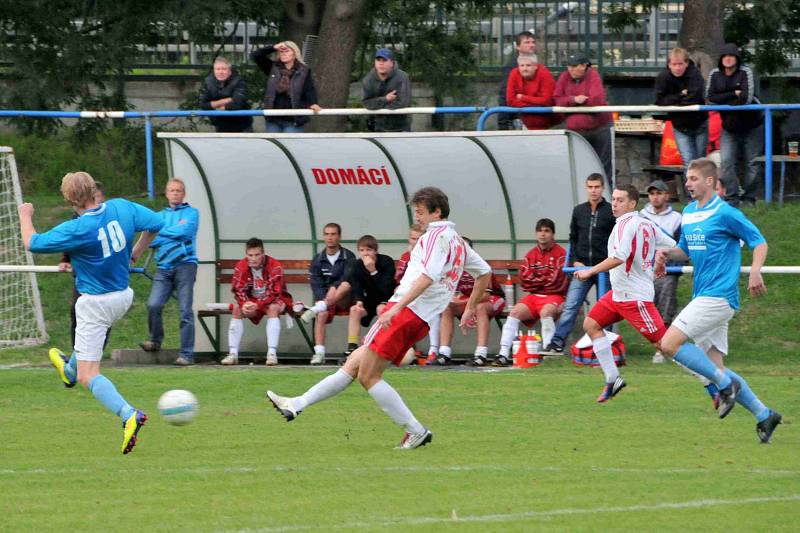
[74,288,134,361]
[672,296,735,355]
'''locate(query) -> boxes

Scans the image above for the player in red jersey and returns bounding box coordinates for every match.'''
[222,237,293,366]
[267,187,491,449]
[574,185,675,402]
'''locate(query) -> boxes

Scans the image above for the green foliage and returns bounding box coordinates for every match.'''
[724,0,800,76]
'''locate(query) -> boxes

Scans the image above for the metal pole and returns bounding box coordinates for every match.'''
[764,109,773,203]
[145,114,155,200]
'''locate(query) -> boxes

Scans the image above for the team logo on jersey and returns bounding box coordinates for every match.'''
[686,227,706,250]
[311,166,392,186]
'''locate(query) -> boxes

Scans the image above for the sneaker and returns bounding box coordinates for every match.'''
[396,429,433,450]
[48,348,76,388]
[266,353,278,366]
[597,376,627,403]
[652,351,665,364]
[266,390,300,421]
[427,356,451,366]
[300,308,317,324]
[220,353,238,365]
[121,410,148,455]
[717,378,741,419]
[491,355,512,367]
[139,340,161,352]
[756,411,782,444]
[174,356,194,366]
[464,355,488,367]
[310,352,325,365]
[542,343,564,355]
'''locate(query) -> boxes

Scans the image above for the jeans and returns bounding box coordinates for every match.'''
[550,272,608,348]
[673,123,708,172]
[265,120,305,133]
[721,126,763,204]
[147,262,197,358]
[581,127,614,188]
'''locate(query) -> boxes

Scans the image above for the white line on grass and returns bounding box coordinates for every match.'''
[229,494,800,532]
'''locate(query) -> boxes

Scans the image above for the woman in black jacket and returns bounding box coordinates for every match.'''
[655,47,708,169]
[250,41,321,132]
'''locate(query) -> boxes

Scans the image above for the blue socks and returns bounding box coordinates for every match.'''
[64,352,77,383]
[674,343,731,389]
[704,383,719,399]
[88,375,135,422]
[725,368,770,422]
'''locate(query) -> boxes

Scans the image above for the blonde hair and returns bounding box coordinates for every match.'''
[688,158,719,184]
[166,177,186,191]
[61,171,97,207]
[213,56,231,67]
[668,47,689,62]
[409,223,424,233]
[279,41,305,66]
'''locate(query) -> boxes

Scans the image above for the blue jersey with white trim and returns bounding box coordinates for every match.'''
[677,195,765,309]
[30,199,164,295]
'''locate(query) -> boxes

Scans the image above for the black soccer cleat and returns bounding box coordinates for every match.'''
[717,378,741,419]
[756,411,782,444]
[491,355,512,367]
[427,356,451,366]
[464,355,488,367]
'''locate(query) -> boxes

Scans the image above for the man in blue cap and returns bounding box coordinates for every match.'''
[362,47,412,132]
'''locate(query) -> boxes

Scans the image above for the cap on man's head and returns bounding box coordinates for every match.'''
[567,52,591,66]
[375,48,394,60]
[647,180,669,193]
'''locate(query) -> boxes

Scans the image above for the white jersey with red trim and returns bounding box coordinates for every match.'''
[391,220,491,324]
[608,211,676,302]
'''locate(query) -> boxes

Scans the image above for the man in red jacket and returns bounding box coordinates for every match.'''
[506,54,558,130]
[222,237,293,366]
[554,53,614,186]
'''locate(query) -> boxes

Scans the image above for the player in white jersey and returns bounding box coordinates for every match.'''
[266,187,492,449]
[574,185,675,402]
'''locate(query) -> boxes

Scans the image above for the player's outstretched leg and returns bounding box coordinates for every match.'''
[671,342,739,417]
[723,368,782,443]
[48,348,77,388]
[267,367,356,422]
[81,369,144,454]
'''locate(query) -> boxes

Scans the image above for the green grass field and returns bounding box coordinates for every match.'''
[1,362,798,531]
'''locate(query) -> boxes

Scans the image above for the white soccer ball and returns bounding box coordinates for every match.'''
[157,389,198,426]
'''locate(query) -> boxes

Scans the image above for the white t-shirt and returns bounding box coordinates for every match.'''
[392,220,491,324]
[326,250,341,266]
[608,211,676,302]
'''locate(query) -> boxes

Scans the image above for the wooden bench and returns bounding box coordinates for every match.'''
[197,258,525,359]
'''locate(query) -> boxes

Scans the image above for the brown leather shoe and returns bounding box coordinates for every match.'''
[139,341,161,352]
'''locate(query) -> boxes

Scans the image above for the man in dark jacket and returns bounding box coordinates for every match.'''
[706,43,763,207]
[655,47,708,171]
[343,235,396,357]
[497,30,537,130]
[544,173,615,354]
[362,48,411,132]
[301,223,357,364]
[198,57,253,133]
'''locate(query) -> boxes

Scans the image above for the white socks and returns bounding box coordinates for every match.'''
[499,316,520,357]
[439,346,452,358]
[266,317,280,355]
[295,369,354,412]
[314,344,326,356]
[228,318,244,355]
[368,380,425,434]
[428,314,440,355]
[541,316,556,348]
[592,334,619,383]
[311,300,328,314]
[474,345,488,358]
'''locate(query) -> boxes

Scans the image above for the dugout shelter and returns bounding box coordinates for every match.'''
[158,130,607,355]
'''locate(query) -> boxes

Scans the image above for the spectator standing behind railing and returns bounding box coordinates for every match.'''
[497,30,537,130]
[553,53,614,187]
[250,41,321,133]
[706,43,763,208]
[505,54,559,130]
[198,57,253,133]
[655,48,708,172]
[362,48,411,132]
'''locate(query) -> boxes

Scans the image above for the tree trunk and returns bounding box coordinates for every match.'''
[280,0,326,48]
[309,0,367,132]
[678,0,724,77]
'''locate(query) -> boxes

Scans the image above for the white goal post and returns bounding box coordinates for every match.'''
[0,147,48,347]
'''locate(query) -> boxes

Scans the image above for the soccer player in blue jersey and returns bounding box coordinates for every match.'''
[19,171,164,454]
[655,158,781,443]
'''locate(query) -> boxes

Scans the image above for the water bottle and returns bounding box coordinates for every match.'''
[503,274,515,307]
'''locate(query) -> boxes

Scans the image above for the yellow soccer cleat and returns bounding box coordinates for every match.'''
[48,348,76,388]
[121,410,148,455]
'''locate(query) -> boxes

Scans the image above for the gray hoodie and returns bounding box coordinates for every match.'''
[640,203,686,270]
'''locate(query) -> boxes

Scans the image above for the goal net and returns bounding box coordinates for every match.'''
[0,147,48,347]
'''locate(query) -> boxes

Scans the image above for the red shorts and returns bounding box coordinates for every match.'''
[235,295,292,325]
[365,303,430,366]
[587,292,666,343]
[518,293,565,327]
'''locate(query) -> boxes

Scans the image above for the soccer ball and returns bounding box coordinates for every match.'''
[157,389,198,426]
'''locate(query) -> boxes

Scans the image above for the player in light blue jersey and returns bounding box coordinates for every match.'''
[655,158,781,443]
[19,171,164,454]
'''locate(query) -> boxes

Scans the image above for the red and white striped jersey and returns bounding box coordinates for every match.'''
[392,221,491,324]
[608,211,676,302]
